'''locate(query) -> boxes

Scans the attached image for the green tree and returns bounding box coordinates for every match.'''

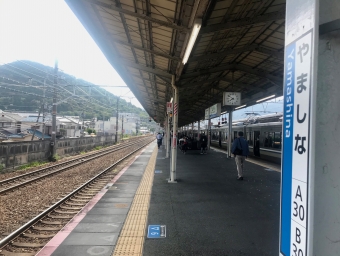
[86,128,96,134]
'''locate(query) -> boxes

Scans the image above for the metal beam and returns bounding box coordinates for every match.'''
[129,74,168,86]
[109,37,181,61]
[180,63,282,85]
[179,74,266,93]
[219,77,256,90]
[180,64,235,79]
[234,64,283,85]
[84,0,189,32]
[200,10,286,34]
[179,76,219,87]
[256,46,284,59]
[119,59,172,79]
[189,44,283,62]
[190,44,258,62]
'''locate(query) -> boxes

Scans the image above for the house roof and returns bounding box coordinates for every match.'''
[0,116,13,122]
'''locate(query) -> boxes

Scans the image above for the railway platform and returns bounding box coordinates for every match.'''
[37,140,281,256]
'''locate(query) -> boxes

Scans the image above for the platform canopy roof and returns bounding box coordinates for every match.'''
[66,0,285,126]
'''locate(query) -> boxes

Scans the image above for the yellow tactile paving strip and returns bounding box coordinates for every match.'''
[113,146,157,256]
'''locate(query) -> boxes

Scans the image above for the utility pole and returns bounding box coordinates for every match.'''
[51,60,58,156]
[82,111,85,136]
[121,115,124,140]
[115,97,119,143]
[74,113,81,137]
[42,77,46,140]
[31,104,42,141]
[103,115,105,136]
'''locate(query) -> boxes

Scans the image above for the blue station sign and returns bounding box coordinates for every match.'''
[280,29,314,256]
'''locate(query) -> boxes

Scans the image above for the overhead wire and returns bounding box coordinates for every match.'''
[0,67,119,113]
[0,62,142,120]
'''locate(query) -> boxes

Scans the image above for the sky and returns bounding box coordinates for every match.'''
[0,0,142,108]
[0,0,283,121]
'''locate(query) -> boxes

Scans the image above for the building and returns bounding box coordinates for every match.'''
[57,116,83,138]
[95,113,140,136]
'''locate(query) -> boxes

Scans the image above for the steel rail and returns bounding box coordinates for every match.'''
[0,138,152,194]
[0,137,154,249]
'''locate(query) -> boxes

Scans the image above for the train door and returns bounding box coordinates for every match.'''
[233,131,238,142]
[218,131,222,147]
[253,131,260,156]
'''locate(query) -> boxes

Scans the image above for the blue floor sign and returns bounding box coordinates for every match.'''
[147,225,166,238]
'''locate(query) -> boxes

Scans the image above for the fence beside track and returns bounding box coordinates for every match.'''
[0,135,149,170]
[0,137,152,194]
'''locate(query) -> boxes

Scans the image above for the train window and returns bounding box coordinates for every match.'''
[274,132,282,149]
[263,131,281,149]
[264,132,274,148]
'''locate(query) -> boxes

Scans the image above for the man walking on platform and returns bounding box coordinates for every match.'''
[156,132,163,149]
[231,131,249,180]
[199,132,208,154]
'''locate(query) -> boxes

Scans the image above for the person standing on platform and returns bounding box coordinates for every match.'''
[231,131,249,180]
[156,132,163,149]
[254,135,260,156]
[199,132,208,154]
[182,137,188,154]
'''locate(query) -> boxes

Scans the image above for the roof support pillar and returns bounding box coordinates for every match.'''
[169,75,178,183]
[228,110,232,158]
[165,114,170,158]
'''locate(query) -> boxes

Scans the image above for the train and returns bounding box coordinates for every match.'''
[180,113,283,164]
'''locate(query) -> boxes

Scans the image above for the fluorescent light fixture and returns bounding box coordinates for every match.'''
[256,94,275,103]
[235,105,246,110]
[182,20,202,65]
[170,97,173,103]
[220,111,228,115]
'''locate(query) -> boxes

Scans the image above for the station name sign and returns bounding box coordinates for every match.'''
[280,30,314,256]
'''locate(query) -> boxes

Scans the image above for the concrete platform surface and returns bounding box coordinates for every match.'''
[37,141,281,256]
[144,146,281,256]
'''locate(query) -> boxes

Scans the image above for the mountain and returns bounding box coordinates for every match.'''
[0,60,149,123]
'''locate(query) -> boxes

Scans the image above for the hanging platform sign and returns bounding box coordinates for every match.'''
[204,108,210,120]
[204,103,221,120]
[166,102,172,113]
[209,103,221,119]
[280,1,317,256]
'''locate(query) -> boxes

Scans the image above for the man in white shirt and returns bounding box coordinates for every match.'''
[156,132,163,148]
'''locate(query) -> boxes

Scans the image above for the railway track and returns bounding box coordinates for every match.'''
[0,136,151,194]
[0,136,154,256]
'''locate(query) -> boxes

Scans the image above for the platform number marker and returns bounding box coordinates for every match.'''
[147,225,166,238]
